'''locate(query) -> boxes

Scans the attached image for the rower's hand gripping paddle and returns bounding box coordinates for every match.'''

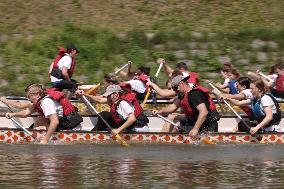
[81,95,130,147]
[208,82,262,141]
[155,113,215,145]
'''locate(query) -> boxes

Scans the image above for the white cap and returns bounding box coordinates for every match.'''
[102,85,122,97]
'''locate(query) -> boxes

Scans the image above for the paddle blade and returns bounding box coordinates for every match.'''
[200,137,216,145]
[86,83,101,95]
[141,89,151,108]
[114,134,130,147]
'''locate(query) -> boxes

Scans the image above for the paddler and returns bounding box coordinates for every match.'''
[225,80,282,134]
[77,84,149,134]
[155,58,200,85]
[153,75,220,137]
[116,60,153,100]
[49,44,79,99]
[5,84,83,144]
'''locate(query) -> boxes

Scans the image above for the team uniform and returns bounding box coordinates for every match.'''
[49,46,78,93]
[179,87,220,133]
[238,94,282,132]
[35,89,83,130]
[93,91,149,132]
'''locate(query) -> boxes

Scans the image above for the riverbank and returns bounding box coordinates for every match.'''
[0,1,283,95]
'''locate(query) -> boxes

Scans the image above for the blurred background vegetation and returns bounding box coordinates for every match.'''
[0,0,284,95]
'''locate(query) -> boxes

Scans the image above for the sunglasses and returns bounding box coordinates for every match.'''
[172,86,178,92]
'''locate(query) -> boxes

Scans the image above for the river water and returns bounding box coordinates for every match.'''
[0,143,284,188]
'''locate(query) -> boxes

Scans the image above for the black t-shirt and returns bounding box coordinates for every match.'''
[187,90,210,112]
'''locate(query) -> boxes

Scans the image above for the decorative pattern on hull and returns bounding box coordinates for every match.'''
[0,129,283,144]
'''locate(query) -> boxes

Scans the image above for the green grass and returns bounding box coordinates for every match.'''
[0,1,284,95]
[0,1,284,34]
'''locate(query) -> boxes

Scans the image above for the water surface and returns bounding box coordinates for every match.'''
[0,143,283,188]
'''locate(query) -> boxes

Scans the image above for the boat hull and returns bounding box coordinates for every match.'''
[1,97,284,144]
[0,128,283,144]
[0,114,284,133]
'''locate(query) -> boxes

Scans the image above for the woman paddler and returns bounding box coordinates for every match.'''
[225,80,282,134]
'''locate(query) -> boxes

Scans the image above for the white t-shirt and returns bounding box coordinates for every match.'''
[260,95,277,114]
[50,54,72,82]
[116,100,135,120]
[126,80,146,93]
[182,71,189,77]
[223,78,230,87]
[40,97,63,118]
[259,94,281,131]
[243,89,253,100]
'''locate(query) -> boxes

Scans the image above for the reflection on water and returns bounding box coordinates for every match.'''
[0,143,284,188]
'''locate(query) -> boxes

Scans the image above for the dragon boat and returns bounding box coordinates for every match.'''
[0,113,283,145]
[2,96,284,114]
[0,97,284,145]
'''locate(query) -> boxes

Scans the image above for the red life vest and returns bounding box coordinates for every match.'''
[275,74,284,92]
[186,71,199,85]
[137,74,150,91]
[35,88,74,117]
[180,87,216,118]
[50,46,76,77]
[185,71,210,93]
[137,74,148,83]
[110,92,143,125]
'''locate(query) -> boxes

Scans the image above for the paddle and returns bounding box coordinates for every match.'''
[141,61,163,108]
[85,83,101,95]
[156,113,215,145]
[2,103,35,138]
[155,61,164,77]
[156,113,187,132]
[208,82,262,140]
[81,95,130,147]
[259,72,274,82]
[141,88,151,108]
[10,117,34,137]
[114,62,130,75]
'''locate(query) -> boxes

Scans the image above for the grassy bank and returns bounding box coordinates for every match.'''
[1,24,284,95]
[0,1,284,95]
[1,0,283,34]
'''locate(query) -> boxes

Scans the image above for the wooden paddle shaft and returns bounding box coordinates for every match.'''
[157,114,187,132]
[208,82,262,140]
[157,114,215,144]
[208,83,243,120]
[81,95,130,147]
[11,118,33,136]
[81,95,114,132]
[3,102,34,137]
[141,89,151,108]
[114,63,129,74]
[155,63,163,78]
[142,62,163,106]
